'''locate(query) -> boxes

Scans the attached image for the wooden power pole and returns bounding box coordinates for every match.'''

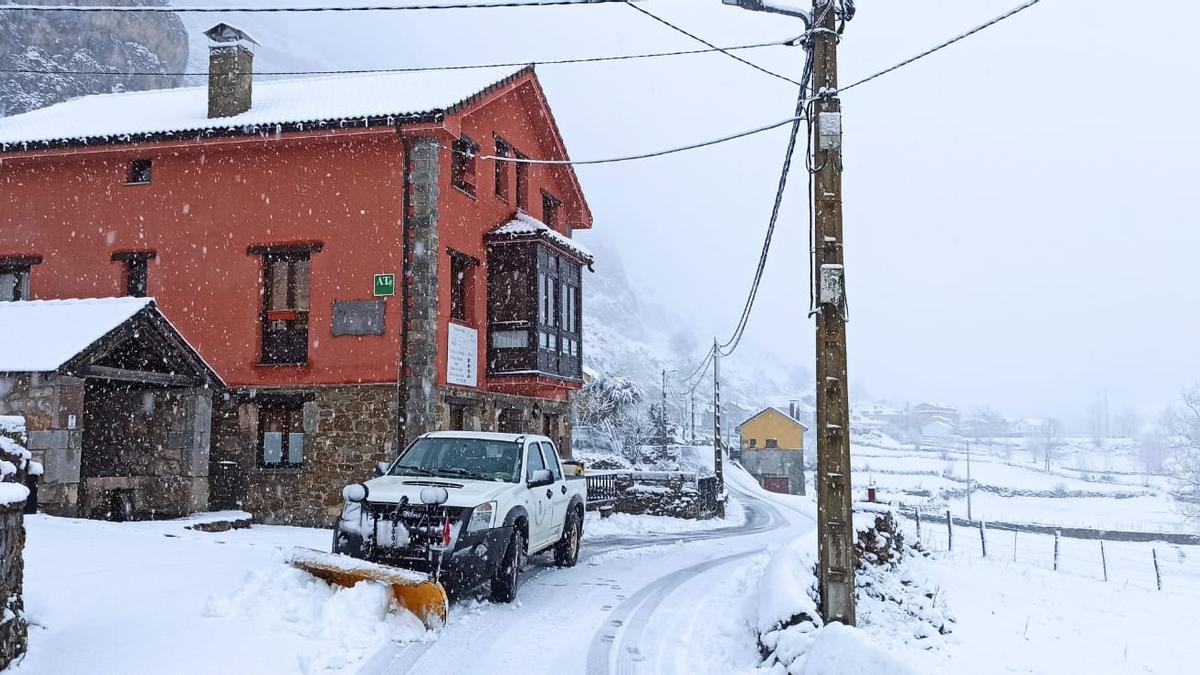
[811,0,856,625]
[713,339,725,517]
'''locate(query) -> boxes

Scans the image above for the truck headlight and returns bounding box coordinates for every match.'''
[466,501,496,533]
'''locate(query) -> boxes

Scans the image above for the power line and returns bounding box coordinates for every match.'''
[481,114,803,166]
[2,0,630,12]
[718,80,809,357]
[840,0,1043,93]
[0,38,791,77]
[622,1,803,88]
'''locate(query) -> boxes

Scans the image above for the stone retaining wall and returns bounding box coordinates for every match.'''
[0,502,27,669]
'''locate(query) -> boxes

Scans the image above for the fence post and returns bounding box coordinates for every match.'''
[1100,539,1108,582]
[979,520,988,558]
[915,508,922,544]
[1012,528,1018,562]
[1053,530,1061,571]
[1153,548,1163,591]
[946,509,953,551]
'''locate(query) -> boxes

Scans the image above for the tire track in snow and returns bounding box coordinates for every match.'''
[360,478,799,675]
[584,549,760,675]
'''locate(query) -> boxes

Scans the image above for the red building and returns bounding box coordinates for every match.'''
[0,25,593,524]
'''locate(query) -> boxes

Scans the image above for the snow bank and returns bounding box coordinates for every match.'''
[757,508,953,673]
[204,564,430,673]
[799,623,918,675]
[583,495,746,538]
[756,531,820,635]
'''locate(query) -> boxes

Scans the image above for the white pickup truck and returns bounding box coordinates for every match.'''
[332,431,586,602]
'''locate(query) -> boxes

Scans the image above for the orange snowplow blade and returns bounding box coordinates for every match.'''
[287,548,448,629]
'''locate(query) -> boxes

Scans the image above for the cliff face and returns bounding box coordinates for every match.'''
[0,0,187,117]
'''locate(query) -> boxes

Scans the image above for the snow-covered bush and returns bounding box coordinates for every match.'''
[0,416,32,508]
[575,376,656,462]
[757,507,952,674]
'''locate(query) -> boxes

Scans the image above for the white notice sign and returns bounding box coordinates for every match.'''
[447,323,478,387]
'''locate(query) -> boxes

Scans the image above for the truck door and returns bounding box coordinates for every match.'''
[540,441,568,542]
[524,440,555,550]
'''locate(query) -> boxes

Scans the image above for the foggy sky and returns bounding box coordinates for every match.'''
[178,0,1200,424]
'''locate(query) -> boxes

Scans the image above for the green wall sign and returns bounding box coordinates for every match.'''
[373,273,396,297]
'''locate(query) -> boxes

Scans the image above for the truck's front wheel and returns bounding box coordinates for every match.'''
[490,528,526,603]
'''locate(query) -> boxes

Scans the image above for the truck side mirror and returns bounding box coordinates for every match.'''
[527,469,554,488]
[375,460,391,477]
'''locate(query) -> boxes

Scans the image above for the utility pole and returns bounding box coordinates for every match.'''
[713,339,725,517]
[810,0,856,625]
[661,368,668,451]
[690,390,697,444]
[966,440,973,522]
[721,0,855,624]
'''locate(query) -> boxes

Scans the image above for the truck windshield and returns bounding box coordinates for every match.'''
[389,437,522,483]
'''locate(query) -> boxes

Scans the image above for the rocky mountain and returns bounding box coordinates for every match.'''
[0,0,187,117]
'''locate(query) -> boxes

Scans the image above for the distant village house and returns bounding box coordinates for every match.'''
[736,405,807,495]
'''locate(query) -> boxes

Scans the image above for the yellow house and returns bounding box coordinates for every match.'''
[736,407,807,495]
[737,407,806,451]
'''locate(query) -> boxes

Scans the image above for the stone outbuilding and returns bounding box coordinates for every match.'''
[736,406,808,495]
[0,298,221,520]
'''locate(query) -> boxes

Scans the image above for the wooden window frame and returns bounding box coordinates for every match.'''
[250,244,321,366]
[0,255,41,302]
[452,136,479,197]
[448,249,479,324]
[257,402,305,469]
[126,159,152,185]
[515,150,529,210]
[541,190,561,228]
[112,251,156,298]
[494,135,512,201]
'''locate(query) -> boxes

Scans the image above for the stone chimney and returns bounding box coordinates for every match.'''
[204,23,258,119]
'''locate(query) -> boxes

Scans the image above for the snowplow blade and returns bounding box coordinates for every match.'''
[287,548,448,629]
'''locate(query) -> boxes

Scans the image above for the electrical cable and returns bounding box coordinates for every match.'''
[839,0,1042,94]
[717,49,814,357]
[2,0,631,13]
[0,38,793,77]
[622,1,803,88]
[480,114,804,166]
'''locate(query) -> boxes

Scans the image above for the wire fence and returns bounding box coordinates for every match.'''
[898,507,1198,596]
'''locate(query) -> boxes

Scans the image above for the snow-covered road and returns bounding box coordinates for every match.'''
[361,469,815,675]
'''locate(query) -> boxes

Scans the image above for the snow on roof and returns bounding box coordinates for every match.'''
[0,297,152,372]
[736,406,809,432]
[0,66,528,149]
[491,210,592,261]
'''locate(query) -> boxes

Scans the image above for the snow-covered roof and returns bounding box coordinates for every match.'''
[0,297,152,372]
[489,210,592,261]
[736,406,809,432]
[0,66,529,150]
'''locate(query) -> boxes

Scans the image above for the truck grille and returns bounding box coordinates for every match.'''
[363,501,465,557]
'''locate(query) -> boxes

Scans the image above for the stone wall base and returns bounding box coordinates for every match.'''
[0,505,27,670]
[211,383,577,528]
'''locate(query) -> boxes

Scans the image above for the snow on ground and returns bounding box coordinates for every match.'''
[750,498,1200,675]
[12,515,428,675]
[897,541,1200,674]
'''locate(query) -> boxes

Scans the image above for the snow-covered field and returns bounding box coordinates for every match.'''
[846,439,1195,534]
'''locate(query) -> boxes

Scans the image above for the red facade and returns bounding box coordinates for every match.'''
[0,71,591,401]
